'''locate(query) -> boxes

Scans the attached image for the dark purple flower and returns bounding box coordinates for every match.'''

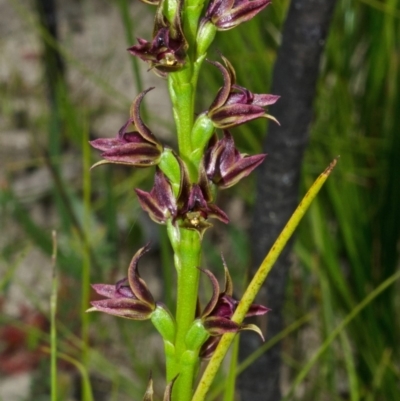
[203,0,271,31]
[204,130,266,189]
[177,161,229,236]
[206,56,279,129]
[127,0,187,77]
[135,156,229,234]
[135,168,178,224]
[88,245,156,320]
[90,88,162,168]
[178,184,229,234]
[198,259,269,358]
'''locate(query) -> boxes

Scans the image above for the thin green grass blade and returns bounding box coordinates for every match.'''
[50,231,58,401]
[282,269,400,401]
[46,349,94,401]
[366,349,393,401]
[340,330,360,401]
[0,244,29,292]
[81,117,92,400]
[317,264,336,395]
[193,160,337,401]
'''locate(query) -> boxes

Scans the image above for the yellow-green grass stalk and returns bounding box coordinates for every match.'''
[193,159,338,401]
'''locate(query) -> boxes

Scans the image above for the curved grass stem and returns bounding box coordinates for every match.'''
[192,158,338,401]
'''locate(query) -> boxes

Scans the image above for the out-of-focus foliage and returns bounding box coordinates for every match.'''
[0,0,399,399]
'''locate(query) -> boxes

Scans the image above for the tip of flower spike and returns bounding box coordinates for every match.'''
[86,307,98,313]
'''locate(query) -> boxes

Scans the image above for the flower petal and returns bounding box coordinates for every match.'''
[206,203,229,224]
[91,284,118,299]
[200,268,221,318]
[222,255,233,296]
[220,153,266,189]
[199,336,220,359]
[203,316,241,335]
[89,137,125,152]
[207,60,232,111]
[130,88,161,146]
[252,93,280,106]
[89,298,154,320]
[128,244,155,307]
[135,169,177,224]
[209,104,266,128]
[246,303,270,317]
[100,142,162,166]
[215,0,271,30]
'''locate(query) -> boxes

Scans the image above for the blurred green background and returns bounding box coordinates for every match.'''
[0,0,399,400]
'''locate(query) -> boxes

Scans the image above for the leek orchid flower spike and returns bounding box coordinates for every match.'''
[199,259,269,358]
[128,0,188,77]
[204,130,266,189]
[206,56,279,129]
[90,88,162,168]
[88,245,156,320]
[203,0,271,31]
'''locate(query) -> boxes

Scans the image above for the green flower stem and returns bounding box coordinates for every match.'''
[192,158,338,401]
[168,0,208,180]
[168,74,194,173]
[165,3,215,397]
[167,226,202,398]
[184,0,206,52]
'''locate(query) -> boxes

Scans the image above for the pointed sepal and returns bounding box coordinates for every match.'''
[90,88,162,167]
[88,298,154,320]
[197,258,270,358]
[204,0,272,31]
[135,168,177,224]
[88,245,157,321]
[206,57,279,129]
[204,130,266,189]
